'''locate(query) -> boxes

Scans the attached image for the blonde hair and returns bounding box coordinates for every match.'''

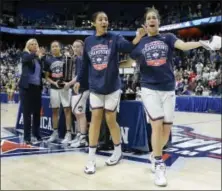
[73,40,84,46]
[23,38,39,53]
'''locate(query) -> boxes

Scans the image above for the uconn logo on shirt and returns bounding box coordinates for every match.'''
[142,41,168,67]
[89,44,111,71]
[50,60,64,78]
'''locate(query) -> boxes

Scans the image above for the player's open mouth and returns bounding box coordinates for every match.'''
[102,26,107,29]
[149,24,155,28]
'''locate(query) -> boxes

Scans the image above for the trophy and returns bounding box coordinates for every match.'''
[57,55,75,88]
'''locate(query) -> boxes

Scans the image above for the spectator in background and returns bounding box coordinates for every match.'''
[183,69,189,80]
[215,68,222,95]
[208,68,217,95]
[195,61,204,75]
[179,67,184,75]
[202,67,210,85]
[188,78,197,93]
[1,75,8,90]
[5,77,16,103]
[182,85,191,95]
[188,69,197,82]
[202,86,211,96]
[214,51,222,70]
[203,64,210,72]
[195,72,202,82]
[174,68,179,77]
[195,81,204,95]
[176,76,184,95]
[209,68,218,81]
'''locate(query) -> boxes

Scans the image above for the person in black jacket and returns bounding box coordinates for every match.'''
[19,38,45,145]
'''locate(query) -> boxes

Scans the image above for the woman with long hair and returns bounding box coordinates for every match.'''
[74,11,144,174]
[130,7,221,187]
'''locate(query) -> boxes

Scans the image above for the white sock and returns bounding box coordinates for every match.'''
[80,134,86,139]
[54,129,58,133]
[80,135,86,142]
[114,143,122,156]
[88,146,96,162]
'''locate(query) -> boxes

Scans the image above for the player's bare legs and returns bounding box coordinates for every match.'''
[47,108,59,142]
[105,111,121,145]
[162,123,171,149]
[70,113,88,147]
[78,113,88,134]
[84,109,103,174]
[104,110,122,166]
[61,107,72,144]
[150,119,164,157]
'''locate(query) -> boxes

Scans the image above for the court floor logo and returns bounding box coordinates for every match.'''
[98,125,221,166]
[162,125,221,166]
[165,125,221,159]
[0,128,87,158]
[1,126,221,167]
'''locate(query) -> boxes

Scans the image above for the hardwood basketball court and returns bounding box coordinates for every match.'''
[1,103,221,190]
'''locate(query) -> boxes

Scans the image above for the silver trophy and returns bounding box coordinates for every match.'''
[58,56,74,88]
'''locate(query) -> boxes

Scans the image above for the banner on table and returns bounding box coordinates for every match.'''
[15,97,150,151]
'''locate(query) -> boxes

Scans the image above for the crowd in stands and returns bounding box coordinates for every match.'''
[1,1,221,30]
[0,43,21,102]
[1,1,221,102]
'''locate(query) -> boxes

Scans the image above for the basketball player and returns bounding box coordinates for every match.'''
[130,7,221,187]
[70,40,89,148]
[74,11,144,174]
[45,41,73,144]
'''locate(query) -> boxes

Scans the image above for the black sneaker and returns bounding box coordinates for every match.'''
[32,136,42,144]
[24,140,32,145]
[36,136,43,141]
